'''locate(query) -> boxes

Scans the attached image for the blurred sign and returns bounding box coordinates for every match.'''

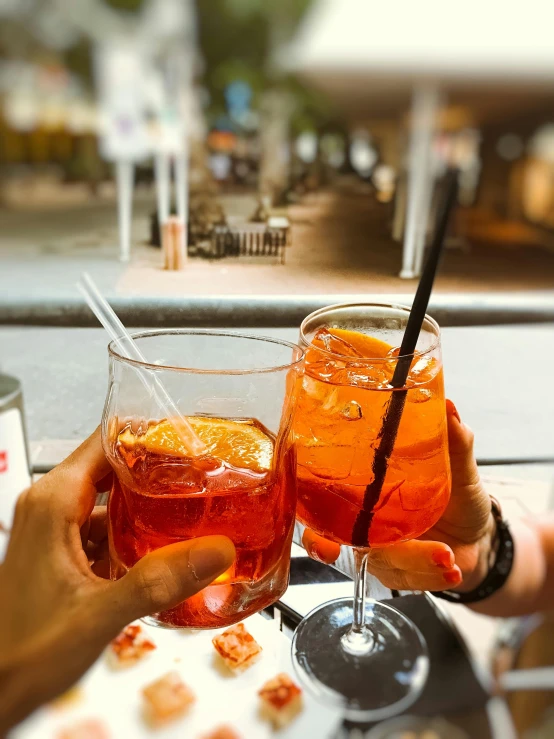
[0,375,31,563]
[146,64,186,156]
[94,43,150,162]
[225,80,252,116]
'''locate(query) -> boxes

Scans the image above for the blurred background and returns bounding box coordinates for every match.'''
[1,0,554,298]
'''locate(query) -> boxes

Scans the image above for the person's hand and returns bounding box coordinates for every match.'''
[302,400,495,593]
[0,429,235,733]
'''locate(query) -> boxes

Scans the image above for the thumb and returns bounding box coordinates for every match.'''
[446,399,480,491]
[107,535,235,628]
[444,400,491,541]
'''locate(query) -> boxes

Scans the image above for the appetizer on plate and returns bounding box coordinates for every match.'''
[200,725,241,739]
[258,673,303,728]
[57,718,110,739]
[212,623,262,673]
[106,624,155,669]
[142,671,195,726]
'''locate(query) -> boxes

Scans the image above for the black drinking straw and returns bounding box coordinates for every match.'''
[351,169,460,547]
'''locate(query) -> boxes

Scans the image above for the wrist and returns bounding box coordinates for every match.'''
[454,511,497,593]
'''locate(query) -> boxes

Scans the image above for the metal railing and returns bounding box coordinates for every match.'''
[208,224,289,263]
[1,291,553,328]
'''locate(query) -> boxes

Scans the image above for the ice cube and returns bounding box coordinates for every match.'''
[301,375,341,412]
[408,355,438,386]
[302,375,319,397]
[407,388,432,404]
[334,365,392,390]
[321,388,340,412]
[314,328,364,358]
[304,354,336,382]
[147,460,207,493]
[341,400,363,420]
[298,446,354,480]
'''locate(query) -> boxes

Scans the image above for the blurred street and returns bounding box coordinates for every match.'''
[2,184,554,300]
[2,323,554,466]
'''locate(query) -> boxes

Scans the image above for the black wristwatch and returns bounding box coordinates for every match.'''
[431,497,514,604]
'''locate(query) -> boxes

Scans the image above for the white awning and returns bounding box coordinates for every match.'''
[282,0,554,84]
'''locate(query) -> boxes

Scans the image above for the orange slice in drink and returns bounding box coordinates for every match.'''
[312,327,392,359]
[118,417,273,473]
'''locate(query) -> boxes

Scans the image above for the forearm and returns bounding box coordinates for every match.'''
[468,518,549,617]
[0,656,40,736]
[0,637,65,735]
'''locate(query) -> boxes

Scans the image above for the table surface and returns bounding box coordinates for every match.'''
[2,324,554,462]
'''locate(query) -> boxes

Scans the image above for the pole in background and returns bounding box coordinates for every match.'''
[155,153,171,226]
[116,160,134,263]
[174,146,188,259]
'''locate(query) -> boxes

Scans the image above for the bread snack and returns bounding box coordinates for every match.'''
[142,671,195,726]
[258,673,303,728]
[106,624,155,669]
[57,718,110,738]
[200,726,241,739]
[212,623,262,673]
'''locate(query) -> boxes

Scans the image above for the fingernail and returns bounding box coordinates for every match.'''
[446,399,461,423]
[432,549,454,569]
[310,546,324,564]
[313,542,341,565]
[444,569,462,585]
[189,541,233,582]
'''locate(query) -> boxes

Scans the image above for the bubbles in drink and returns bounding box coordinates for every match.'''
[341,400,363,420]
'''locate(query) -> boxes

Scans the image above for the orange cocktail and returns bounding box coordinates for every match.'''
[102,330,303,629]
[294,307,451,549]
[107,417,295,628]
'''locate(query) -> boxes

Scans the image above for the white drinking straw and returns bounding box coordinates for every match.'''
[500,667,554,692]
[77,273,206,456]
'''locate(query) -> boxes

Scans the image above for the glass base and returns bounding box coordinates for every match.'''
[292,597,429,722]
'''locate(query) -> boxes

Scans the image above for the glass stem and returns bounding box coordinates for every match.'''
[341,547,374,655]
[352,548,369,634]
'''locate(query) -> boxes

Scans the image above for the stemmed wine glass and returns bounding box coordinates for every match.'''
[291,303,451,720]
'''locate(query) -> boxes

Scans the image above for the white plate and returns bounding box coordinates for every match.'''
[12,614,342,739]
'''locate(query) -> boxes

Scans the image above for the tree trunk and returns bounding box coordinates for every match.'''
[258,89,292,206]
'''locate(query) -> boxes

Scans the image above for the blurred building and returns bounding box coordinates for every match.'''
[283,0,554,276]
[2,0,554,278]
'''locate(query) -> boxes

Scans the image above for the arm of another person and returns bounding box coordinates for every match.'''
[467,514,553,617]
[303,400,554,618]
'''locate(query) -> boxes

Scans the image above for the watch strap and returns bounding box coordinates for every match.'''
[431,499,514,604]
